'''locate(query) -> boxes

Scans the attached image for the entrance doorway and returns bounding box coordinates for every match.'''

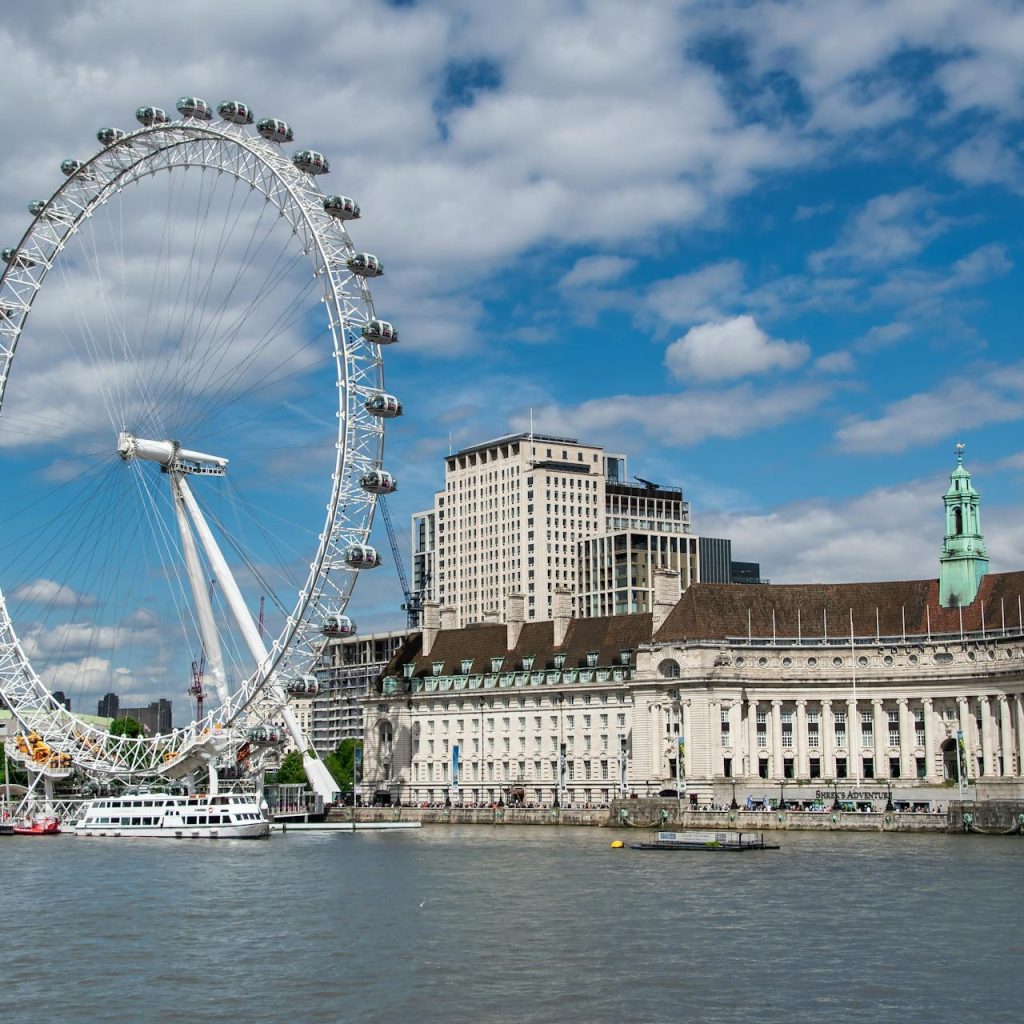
[941,737,960,781]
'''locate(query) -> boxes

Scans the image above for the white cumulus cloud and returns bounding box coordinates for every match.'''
[665,315,809,382]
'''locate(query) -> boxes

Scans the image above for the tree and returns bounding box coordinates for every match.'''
[274,750,308,786]
[324,738,362,792]
[108,716,143,738]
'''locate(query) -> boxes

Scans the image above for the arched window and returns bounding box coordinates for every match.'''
[658,659,680,679]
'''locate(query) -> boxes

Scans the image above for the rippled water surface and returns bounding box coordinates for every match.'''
[3,826,1021,1023]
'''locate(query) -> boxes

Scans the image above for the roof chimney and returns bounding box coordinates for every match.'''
[552,587,572,647]
[653,568,680,633]
[482,607,500,623]
[421,600,440,657]
[506,593,525,650]
[439,605,457,631]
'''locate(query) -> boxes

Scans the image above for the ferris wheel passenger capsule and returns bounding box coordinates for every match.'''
[359,469,397,495]
[60,158,84,177]
[364,393,402,418]
[176,96,213,120]
[344,544,382,570]
[28,200,51,219]
[135,106,169,126]
[217,99,254,125]
[292,149,330,175]
[287,675,320,697]
[97,127,129,147]
[323,195,360,221]
[2,248,36,269]
[257,118,293,144]
[322,614,356,638]
[347,252,383,278]
[361,319,398,345]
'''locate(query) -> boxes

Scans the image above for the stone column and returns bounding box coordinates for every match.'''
[897,697,913,779]
[821,699,835,778]
[980,696,996,777]
[649,702,663,782]
[1016,693,1024,779]
[998,696,1013,777]
[709,699,721,778]
[847,698,859,781]
[747,699,759,780]
[795,699,809,779]
[921,697,935,782]
[872,698,886,778]
[771,699,784,779]
[957,697,974,779]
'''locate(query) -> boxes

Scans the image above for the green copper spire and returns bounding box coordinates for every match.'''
[939,442,988,607]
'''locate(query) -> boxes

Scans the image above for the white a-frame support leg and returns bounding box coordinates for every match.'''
[173,474,337,803]
[171,475,230,708]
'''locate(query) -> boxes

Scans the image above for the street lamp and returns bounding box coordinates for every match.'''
[831,778,841,812]
[730,777,739,811]
[777,778,785,811]
[884,778,894,812]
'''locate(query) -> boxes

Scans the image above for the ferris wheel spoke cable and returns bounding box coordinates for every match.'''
[151,186,281,428]
[165,230,312,428]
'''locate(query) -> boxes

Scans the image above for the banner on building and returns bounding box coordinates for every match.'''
[452,743,460,789]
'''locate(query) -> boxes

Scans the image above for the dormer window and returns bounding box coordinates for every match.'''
[619,649,632,666]
[490,656,504,674]
[403,663,414,678]
[432,660,444,676]
[553,653,567,670]
[586,651,599,668]
[522,655,535,671]
[461,658,473,674]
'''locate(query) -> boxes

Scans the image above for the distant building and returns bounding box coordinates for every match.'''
[312,629,410,752]
[97,692,120,719]
[51,690,71,711]
[121,699,172,735]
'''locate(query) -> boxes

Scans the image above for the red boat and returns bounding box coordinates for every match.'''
[12,815,60,835]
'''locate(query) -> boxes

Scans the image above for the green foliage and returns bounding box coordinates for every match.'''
[3,752,27,787]
[108,716,143,738]
[274,751,308,786]
[324,738,362,792]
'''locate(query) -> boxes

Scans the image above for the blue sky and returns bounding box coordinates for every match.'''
[2,0,1024,709]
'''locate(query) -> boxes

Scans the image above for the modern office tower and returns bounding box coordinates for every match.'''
[121,698,172,735]
[730,561,764,584]
[51,690,71,711]
[413,432,701,625]
[698,537,733,583]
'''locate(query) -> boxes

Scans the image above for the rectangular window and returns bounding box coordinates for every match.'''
[756,728,767,746]
[915,729,925,746]
[809,757,821,779]
[836,757,848,779]
[723,757,732,778]
[916,756,926,779]
[758,757,769,779]
[783,758,794,779]
[863,757,875,779]
[889,757,901,778]
[888,730,900,747]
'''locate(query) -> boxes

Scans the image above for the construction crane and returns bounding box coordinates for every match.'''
[187,578,216,719]
[378,495,425,628]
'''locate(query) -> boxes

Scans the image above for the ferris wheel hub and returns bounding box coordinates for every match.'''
[117,431,229,476]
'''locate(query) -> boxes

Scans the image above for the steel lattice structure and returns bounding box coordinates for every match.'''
[0,101,399,796]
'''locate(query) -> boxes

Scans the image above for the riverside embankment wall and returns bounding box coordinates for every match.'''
[326,798,960,832]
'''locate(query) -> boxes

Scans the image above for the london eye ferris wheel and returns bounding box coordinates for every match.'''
[0,96,402,800]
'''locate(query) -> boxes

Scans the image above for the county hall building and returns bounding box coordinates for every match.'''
[361,453,1024,808]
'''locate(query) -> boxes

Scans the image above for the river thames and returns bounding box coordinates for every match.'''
[4,826,1020,1023]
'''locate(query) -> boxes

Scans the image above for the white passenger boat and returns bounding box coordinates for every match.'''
[74,792,269,839]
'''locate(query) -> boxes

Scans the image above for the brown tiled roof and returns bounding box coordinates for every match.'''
[654,570,1024,643]
[374,569,1024,690]
[379,613,652,686]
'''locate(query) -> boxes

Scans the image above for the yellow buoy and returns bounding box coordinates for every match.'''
[610,840,624,849]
